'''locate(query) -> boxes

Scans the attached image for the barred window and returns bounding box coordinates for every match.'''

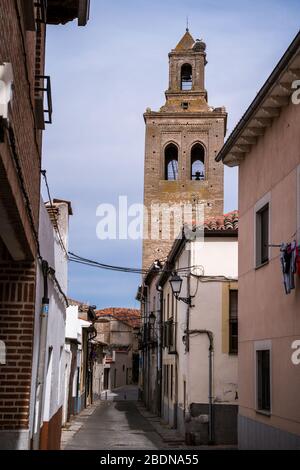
[229,290,238,354]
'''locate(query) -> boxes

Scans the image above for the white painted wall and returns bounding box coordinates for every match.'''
[65,306,79,340]
[191,238,238,278]
[29,200,70,442]
[161,235,238,430]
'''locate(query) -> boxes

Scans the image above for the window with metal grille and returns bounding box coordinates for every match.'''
[165,144,178,180]
[257,350,271,412]
[229,290,238,354]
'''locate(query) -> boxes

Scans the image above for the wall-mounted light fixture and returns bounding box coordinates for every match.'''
[169,273,194,306]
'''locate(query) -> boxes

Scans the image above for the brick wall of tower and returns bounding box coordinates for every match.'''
[0,260,36,432]
[142,113,226,270]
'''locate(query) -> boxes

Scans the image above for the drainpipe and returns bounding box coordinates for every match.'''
[156,286,163,416]
[187,329,214,445]
[142,283,150,409]
[140,291,147,404]
[32,260,49,450]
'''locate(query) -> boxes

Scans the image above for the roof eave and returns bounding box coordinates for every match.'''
[216,30,300,167]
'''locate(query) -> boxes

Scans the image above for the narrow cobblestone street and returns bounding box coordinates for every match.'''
[62,386,168,450]
[62,386,237,451]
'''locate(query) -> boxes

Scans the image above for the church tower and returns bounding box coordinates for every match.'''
[142,30,227,269]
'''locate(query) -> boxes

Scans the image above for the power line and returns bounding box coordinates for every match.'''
[68,252,147,274]
[68,251,198,276]
[41,169,68,258]
[6,125,68,307]
[41,168,202,278]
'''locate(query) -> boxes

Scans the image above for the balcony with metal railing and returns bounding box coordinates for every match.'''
[35,75,53,130]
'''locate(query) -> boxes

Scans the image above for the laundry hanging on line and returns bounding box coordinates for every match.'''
[280,241,298,294]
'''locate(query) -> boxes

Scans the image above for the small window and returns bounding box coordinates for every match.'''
[256,203,269,266]
[191,143,205,180]
[181,64,192,91]
[181,102,189,110]
[170,365,173,400]
[229,290,238,354]
[164,365,169,397]
[257,350,271,412]
[165,144,178,180]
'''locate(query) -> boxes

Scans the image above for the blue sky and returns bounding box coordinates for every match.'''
[43,0,299,308]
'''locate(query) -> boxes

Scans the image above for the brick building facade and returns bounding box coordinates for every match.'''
[0,1,89,450]
[142,30,227,269]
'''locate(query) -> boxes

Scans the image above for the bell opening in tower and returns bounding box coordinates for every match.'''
[191,143,205,180]
[181,63,193,91]
[165,143,179,180]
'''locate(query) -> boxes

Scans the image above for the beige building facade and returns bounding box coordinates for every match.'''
[95,309,140,391]
[156,215,238,444]
[217,31,300,449]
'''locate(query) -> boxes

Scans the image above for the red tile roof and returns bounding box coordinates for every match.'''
[204,210,238,232]
[96,308,141,328]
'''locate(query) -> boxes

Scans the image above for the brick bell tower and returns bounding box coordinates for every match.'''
[142,29,227,269]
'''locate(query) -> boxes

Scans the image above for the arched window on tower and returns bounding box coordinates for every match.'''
[191,143,205,181]
[165,144,179,181]
[181,64,192,91]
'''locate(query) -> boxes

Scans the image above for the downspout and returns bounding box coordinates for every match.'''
[143,283,150,409]
[186,244,192,353]
[187,329,214,445]
[32,260,49,450]
[141,287,147,405]
[186,275,191,352]
[174,296,178,429]
[156,285,163,417]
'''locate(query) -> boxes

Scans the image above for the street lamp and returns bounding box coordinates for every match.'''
[169,273,194,306]
[169,273,183,296]
[148,312,156,326]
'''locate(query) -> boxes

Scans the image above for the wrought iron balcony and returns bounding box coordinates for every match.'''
[35,75,53,130]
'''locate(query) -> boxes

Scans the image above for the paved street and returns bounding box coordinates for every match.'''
[63,386,168,450]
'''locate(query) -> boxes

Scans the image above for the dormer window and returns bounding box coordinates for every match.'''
[181,64,192,91]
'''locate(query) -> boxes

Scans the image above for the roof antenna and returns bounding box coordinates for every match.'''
[186,16,189,32]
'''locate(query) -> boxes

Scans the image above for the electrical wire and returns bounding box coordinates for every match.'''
[41,172,204,277]
[14,0,41,160]
[7,124,41,259]
[69,251,200,277]
[4,123,68,306]
[41,169,68,257]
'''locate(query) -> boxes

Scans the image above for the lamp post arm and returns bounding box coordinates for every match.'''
[176,295,194,307]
